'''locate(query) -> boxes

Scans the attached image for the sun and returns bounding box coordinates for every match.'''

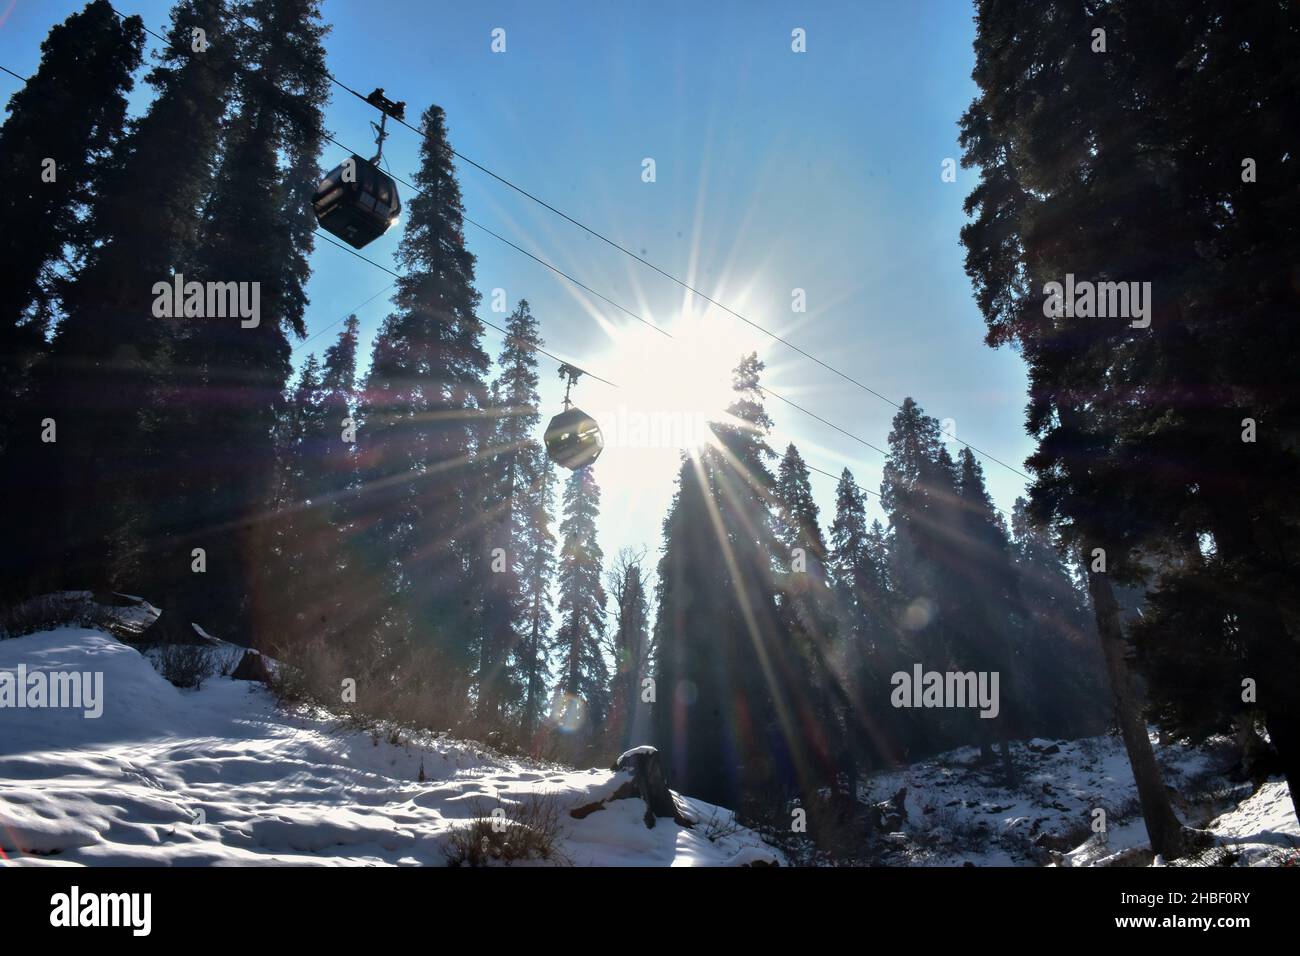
[579,306,773,559]
[588,311,745,457]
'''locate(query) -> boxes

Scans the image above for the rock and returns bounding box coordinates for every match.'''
[869,787,909,832]
[90,591,161,639]
[569,798,609,820]
[231,649,272,683]
[928,826,954,846]
[1033,830,1081,853]
[1041,744,1061,755]
[143,611,220,646]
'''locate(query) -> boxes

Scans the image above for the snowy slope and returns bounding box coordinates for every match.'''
[4,628,1292,867]
[0,629,779,866]
[860,733,1297,867]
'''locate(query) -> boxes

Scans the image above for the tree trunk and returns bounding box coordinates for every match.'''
[999,738,1018,787]
[523,609,539,739]
[1212,507,1300,824]
[1244,612,1300,823]
[1085,557,1190,859]
[1263,710,1300,823]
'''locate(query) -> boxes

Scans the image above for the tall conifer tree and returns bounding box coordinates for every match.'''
[552,466,609,752]
[352,104,490,679]
[654,354,814,809]
[478,300,547,726]
[0,1,143,596]
[145,0,330,642]
[23,0,236,596]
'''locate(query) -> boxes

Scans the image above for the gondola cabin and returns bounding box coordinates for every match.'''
[312,154,400,249]
[544,407,604,470]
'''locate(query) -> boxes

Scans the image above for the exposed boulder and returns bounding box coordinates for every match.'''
[1034,829,1083,853]
[92,591,162,640]
[231,649,272,683]
[869,787,909,832]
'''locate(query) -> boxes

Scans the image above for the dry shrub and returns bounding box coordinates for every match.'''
[156,643,216,689]
[803,791,870,857]
[268,634,353,707]
[700,808,746,843]
[0,592,116,640]
[444,795,569,867]
[269,633,471,736]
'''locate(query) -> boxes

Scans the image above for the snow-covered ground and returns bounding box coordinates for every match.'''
[3,627,1294,867]
[860,731,1298,867]
[0,629,779,866]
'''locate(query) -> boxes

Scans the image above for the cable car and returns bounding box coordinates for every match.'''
[545,364,604,470]
[312,89,404,250]
[312,154,400,249]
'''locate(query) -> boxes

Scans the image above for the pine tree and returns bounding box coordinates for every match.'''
[952,448,1020,779]
[0,1,143,598]
[653,354,814,809]
[879,400,972,757]
[142,0,330,643]
[351,103,490,686]
[552,466,609,755]
[1110,3,1300,821]
[957,0,1247,850]
[264,354,324,644]
[653,454,730,798]
[773,443,844,795]
[318,315,362,496]
[14,0,237,599]
[828,469,899,771]
[0,0,143,439]
[262,317,361,662]
[519,457,558,743]
[607,548,652,752]
[828,471,893,657]
[1008,497,1109,740]
[880,401,950,656]
[775,445,827,569]
[478,300,548,728]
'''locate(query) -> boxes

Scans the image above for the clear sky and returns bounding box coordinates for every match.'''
[2,0,1034,573]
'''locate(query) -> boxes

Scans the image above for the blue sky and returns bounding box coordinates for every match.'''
[2,0,1034,566]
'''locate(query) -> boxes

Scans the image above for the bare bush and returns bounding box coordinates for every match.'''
[0,592,116,640]
[700,808,746,843]
[444,795,569,867]
[268,635,353,708]
[156,643,215,689]
[269,634,472,738]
